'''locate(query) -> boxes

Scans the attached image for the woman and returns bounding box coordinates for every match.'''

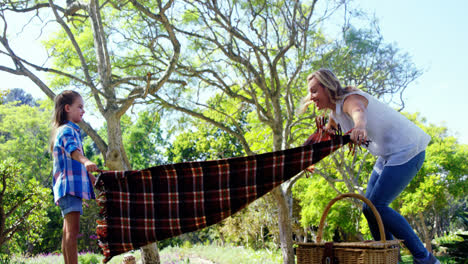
[299,68,438,264]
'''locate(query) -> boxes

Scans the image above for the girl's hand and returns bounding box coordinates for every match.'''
[84,160,99,173]
[350,126,367,145]
[89,174,97,186]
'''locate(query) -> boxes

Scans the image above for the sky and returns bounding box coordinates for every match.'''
[0,0,467,144]
[356,0,468,144]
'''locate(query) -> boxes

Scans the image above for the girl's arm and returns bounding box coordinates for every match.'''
[71,149,98,171]
[71,149,97,184]
[342,94,368,144]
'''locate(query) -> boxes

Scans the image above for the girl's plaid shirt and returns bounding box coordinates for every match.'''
[52,121,95,203]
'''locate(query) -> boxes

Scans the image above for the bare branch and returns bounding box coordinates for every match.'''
[129,0,181,96]
[0,50,90,87]
[47,0,104,113]
[79,120,108,155]
[2,206,37,244]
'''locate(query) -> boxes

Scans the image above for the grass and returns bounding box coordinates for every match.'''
[9,245,282,264]
[161,244,283,264]
[10,245,457,264]
[400,254,458,264]
[8,251,137,264]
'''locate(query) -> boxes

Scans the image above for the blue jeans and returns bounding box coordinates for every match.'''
[363,151,428,259]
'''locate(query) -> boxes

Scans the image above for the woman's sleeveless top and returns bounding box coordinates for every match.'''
[331,90,431,166]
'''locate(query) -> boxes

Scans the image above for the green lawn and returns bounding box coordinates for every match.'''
[9,245,456,264]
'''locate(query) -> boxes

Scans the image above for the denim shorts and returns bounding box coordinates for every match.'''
[58,194,83,217]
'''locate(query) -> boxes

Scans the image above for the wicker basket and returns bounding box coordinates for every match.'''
[296,193,401,264]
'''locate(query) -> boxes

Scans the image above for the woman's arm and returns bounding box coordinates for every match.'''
[342,94,368,144]
[325,114,338,133]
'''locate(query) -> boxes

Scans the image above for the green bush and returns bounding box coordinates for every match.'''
[0,159,50,255]
[437,210,468,263]
[78,253,101,264]
[439,232,468,264]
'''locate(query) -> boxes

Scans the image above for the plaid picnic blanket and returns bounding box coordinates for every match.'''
[95,132,350,263]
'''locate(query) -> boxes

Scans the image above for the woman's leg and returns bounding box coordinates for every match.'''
[363,151,428,259]
[363,169,395,241]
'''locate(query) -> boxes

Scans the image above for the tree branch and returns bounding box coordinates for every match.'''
[0,50,91,87]
[153,94,254,155]
[129,0,181,96]
[47,0,104,113]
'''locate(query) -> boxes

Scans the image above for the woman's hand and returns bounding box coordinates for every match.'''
[350,126,368,145]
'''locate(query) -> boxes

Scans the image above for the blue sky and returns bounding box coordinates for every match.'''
[1,0,467,144]
[356,0,468,144]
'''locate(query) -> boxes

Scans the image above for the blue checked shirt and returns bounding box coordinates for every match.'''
[52,121,95,203]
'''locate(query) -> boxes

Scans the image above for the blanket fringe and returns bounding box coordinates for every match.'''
[96,219,110,262]
[96,187,111,262]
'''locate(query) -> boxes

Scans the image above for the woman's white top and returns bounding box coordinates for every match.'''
[331,90,431,171]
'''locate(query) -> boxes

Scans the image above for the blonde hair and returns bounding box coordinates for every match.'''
[49,90,82,152]
[297,68,356,115]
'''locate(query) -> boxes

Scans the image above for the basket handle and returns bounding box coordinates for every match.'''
[316,193,386,243]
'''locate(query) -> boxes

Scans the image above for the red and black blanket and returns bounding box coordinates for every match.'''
[95,132,350,262]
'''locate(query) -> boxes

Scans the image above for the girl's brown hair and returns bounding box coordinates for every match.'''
[49,90,82,152]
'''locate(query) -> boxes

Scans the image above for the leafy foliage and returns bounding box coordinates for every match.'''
[0,100,52,185]
[0,1,464,261]
[293,176,367,241]
[318,26,421,106]
[0,91,8,105]
[0,159,50,255]
[216,197,280,250]
[2,88,38,107]
[439,209,468,263]
[121,111,168,169]
[293,113,468,244]
[396,113,468,240]
[164,114,281,249]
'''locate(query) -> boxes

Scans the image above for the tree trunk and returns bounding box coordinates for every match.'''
[104,112,161,263]
[140,242,161,264]
[272,188,295,264]
[418,211,432,253]
[104,113,130,170]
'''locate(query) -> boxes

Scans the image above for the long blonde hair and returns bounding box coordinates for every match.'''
[297,68,356,115]
[49,90,82,152]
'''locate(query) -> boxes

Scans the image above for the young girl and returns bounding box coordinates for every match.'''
[51,90,98,264]
[298,69,439,264]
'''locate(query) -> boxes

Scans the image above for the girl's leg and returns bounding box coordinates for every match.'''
[63,212,80,264]
[363,151,428,259]
[58,195,83,264]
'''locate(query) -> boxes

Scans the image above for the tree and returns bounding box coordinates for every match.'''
[149,1,421,262]
[121,111,168,169]
[0,100,52,185]
[0,1,181,262]
[396,113,468,252]
[0,159,50,256]
[0,1,423,262]
[165,116,282,249]
[3,88,38,106]
[293,113,468,253]
[293,175,366,242]
[0,90,8,104]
